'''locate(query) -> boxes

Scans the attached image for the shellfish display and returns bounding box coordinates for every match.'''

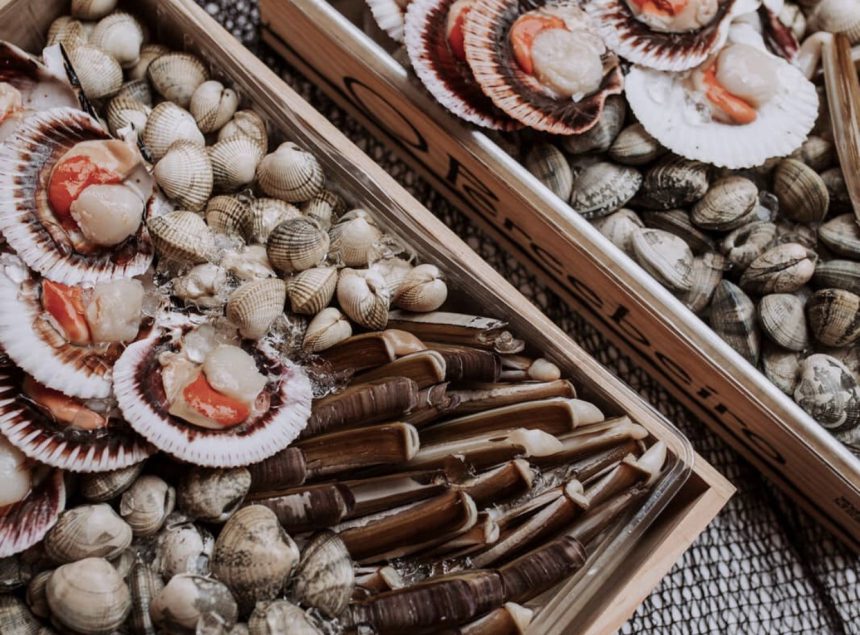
[0,3,673,633]
[367,0,860,453]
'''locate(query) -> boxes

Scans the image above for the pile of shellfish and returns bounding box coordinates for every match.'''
[367,0,860,452]
[0,1,670,633]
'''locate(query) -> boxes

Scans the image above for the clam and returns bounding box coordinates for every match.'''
[524,144,573,200]
[45,504,132,564]
[293,531,354,618]
[80,462,145,502]
[809,0,860,44]
[191,80,240,133]
[569,161,642,219]
[0,594,42,633]
[128,560,163,635]
[218,109,268,151]
[691,176,758,232]
[143,101,205,161]
[773,220,817,250]
[303,307,352,353]
[206,195,252,239]
[795,354,860,444]
[720,222,777,271]
[710,281,760,366]
[210,136,265,192]
[176,467,251,524]
[393,263,447,313]
[71,0,117,19]
[105,96,150,137]
[302,190,346,232]
[66,43,123,100]
[329,209,383,267]
[758,294,810,352]
[147,211,215,265]
[631,228,694,292]
[249,198,302,244]
[116,78,153,107]
[740,243,817,295]
[287,266,338,315]
[151,573,238,632]
[154,514,215,579]
[89,11,144,68]
[762,344,802,396]
[814,260,860,296]
[128,43,168,82]
[792,135,834,172]
[267,217,329,273]
[337,268,391,330]
[561,96,626,155]
[819,214,860,259]
[608,122,666,166]
[211,505,300,615]
[677,252,726,315]
[223,244,278,281]
[820,167,852,213]
[257,142,325,203]
[148,52,209,108]
[592,208,643,255]
[46,557,131,635]
[248,600,321,635]
[119,475,176,537]
[25,569,52,619]
[773,159,829,223]
[639,157,710,210]
[226,278,287,340]
[806,289,860,347]
[173,263,229,309]
[47,16,87,50]
[371,257,414,296]
[154,141,214,211]
[642,209,715,255]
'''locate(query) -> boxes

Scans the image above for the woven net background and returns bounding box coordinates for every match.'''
[202,1,860,631]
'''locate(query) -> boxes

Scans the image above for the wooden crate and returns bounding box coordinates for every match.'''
[0,0,732,631]
[260,0,860,551]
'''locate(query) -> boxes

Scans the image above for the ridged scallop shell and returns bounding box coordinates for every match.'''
[721,221,777,271]
[404,0,519,130]
[287,266,338,315]
[524,144,573,200]
[642,209,715,255]
[710,280,760,366]
[151,573,237,632]
[191,80,240,133]
[794,354,860,443]
[758,293,810,351]
[148,52,209,108]
[66,43,123,100]
[112,328,313,467]
[71,0,117,20]
[463,0,624,134]
[632,228,694,292]
[177,467,251,524]
[80,462,144,502]
[773,159,829,223]
[267,217,330,273]
[47,557,131,635]
[0,466,65,558]
[105,96,150,136]
[562,95,626,155]
[154,141,213,212]
[256,142,324,203]
[393,264,448,312]
[592,208,644,255]
[226,279,287,340]
[120,475,175,537]
[127,43,168,82]
[367,0,409,42]
[302,190,346,232]
[691,176,758,232]
[206,195,251,239]
[148,211,214,265]
[0,109,153,284]
[337,268,391,330]
[302,307,352,353]
[639,156,709,210]
[293,531,354,618]
[143,102,205,161]
[249,199,301,244]
[218,109,268,151]
[211,505,300,614]
[45,503,132,563]
[740,243,817,295]
[819,214,860,259]
[329,209,383,267]
[569,161,642,219]
[89,12,144,68]
[806,288,860,348]
[210,136,265,192]
[47,17,87,50]
[608,122,666,166]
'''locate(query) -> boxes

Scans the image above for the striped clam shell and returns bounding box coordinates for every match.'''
[249,198,302,245]
[256,142,325,203]
[226,278,287,340]
[710,280,760,366]
[205,195,251,239]
[0,108,154,285]
[210,136,265,192]
[0,464,65,558]
[154,141,213,212]
[66,43,123,100]
[147,211,214,265]
[147,52,209,109]
[287,266,338,315]
[267,217,329,273]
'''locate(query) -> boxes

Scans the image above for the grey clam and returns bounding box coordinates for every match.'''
[631,228,694,292]
[794,355,860,442]
[562,95,626,155]
[119,475,176,537]
[292,531,354,618]
[676,252,726,315]
[47,557,131,635]
[569,161,642,219]
[690,176,758,232]
[762,344,802,396]
[154,514,215,579]
[792,135,834,172]
[821,167,852,213]
[151,573,238,632]
[45,503,132,564]
[806,288,860,347]
[720,222,777,271]
[608,122,665,166]
[639,157,709,210]
[710,281,760,366]
[128,559,163,635]
[758,294,810,352]
[524,143,573,200]
[177,467,251,524]
[819,214,860,259]
[739,243,817,295]
[642,209,715,255]
[814,260,860,295]
[592,208,643,255]
[25,569,52,618]
[773,158,829,223]
[80,462,145,502]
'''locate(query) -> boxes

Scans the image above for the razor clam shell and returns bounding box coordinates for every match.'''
[758,293,810,351]
[806,288,860,348]
[762,343,801,396]
[676,252,726,314]
[112,330,313,468]
[0,468,65,558]
[691,176,758,232]
[710,280,760,366]
[608,122,666,166]
[819,214,860,259]
[561,96,626,155]
[387,310,525,354]
[247,446,307,492]
[795,354,860,440]
[0,108,154,284]
[773,159,829,223]
[569,161,643,219]
[814,260,860,295]
[251,483,353,533]
[631,228,694,292]
[428,343,501,383]
[292,531,354,618]
[592,208,644,255]
[740,243,817,295]
[638,156,710,210]
[642,209,715,255]
[524,143,573,200]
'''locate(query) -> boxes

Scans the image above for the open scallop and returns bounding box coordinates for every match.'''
[367,0,412,42]
[0,368,154,472]
[587,0,754,72]
[0,107,154,285]
[113,320,312,468]
[464,0,623,134]
[405,0,518,130]
[625,42,818,168]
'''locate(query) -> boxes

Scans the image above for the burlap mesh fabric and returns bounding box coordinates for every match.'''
[202,2,860,631]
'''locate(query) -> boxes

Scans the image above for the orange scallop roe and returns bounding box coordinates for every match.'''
[23,375,107,430]
[702,64,757,125]
[510,14,566,76]
[182,371,251,428]
[41,280,91,345]
[629,0,689,17]
[47,155,123,220]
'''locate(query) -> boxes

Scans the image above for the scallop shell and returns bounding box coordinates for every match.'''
[47,557,131,635]
[191,80,240,134]
[211,505,300,615]
[625,53,818,169]
[569,161,642,219]
[367,0,409,42]
[89,12,144,68]
[691,176,758,232]
[561,95,626,155]
[66,43,123,100]
[256,142,325,203]
[773,159,829,223]
[151,573,237,632]
[806,288,860,348]
[71,0,117,20]
[303,307,352,353]
[337,268,391,330]
[463,0,624,134]
[608,122,666,166]
[176,467,251,524]
[0,370,154,471]
[147,52,209,108]
[293,532,354,618]
[302,190,346,232]
[120,475,175,537]
[632,228,694,292]
[0,109,154,284]
[524,143,573,200]
[143,101,205,161]
[210,136,265,192]
[249,198,302,244]
[758,293,810,351]
[80,462,145,502]
[127,43,168,82]
[218,109,268,151]
[226,279,287,340]
[105,96,150,137]
[795,354,860,441]
[44,503,132,563]
[329,209,383,267]
[404,0,519,130]
[206,195,252,239]
[288,266,338,315]
[154,141,214,212]
[148,211,215,265]
[592,208,644,255]
[0,466,65,558]
[819,214,860,259]
[112,329,313,467]
[267,217,330,273]
[587,0,740,71]
[740,243,817,295]
[638,156,709,210]
[393,264,448,312]
[710,280,760,366]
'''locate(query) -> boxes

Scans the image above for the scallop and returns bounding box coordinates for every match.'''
[154,141,213,211]
[337,268,391,330]
[148,52,209,108]
[151,573,238,632]
[806,288,860,348]
[632,228,694,292]
[256,142,324,203]
[267,217,330,273]
[691,176,758,232]
[89,11,144,68]
[773,159,829,223]
[71,0,117,19]
[176,467,251,524]
[119,475,176,537]
[293,532,354,618]
[524,143,573,200]
[226,278,287,340]
[206,195,252,239]
[302,307,352,353]
[191,80,240,133]
[287,266,338,315]
[569,161,642,219]
[758,294,810,352]
[329,209,383,267]
[143,101,205,161]
[46,557,131,635]
[66,43,123,100]
[210,136,265,192]
[44,504,132,564]
[148,211,214,265]
[393,263,447,312]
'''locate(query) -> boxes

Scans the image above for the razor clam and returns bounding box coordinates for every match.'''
[454,460,535,507]
[449,380,576,414]
[425,343,501,383]
[739,243,817,295]
[608,122,666,166]
[819,214,860,259]
[569,161,642,219]
[710,281,761,366]
[721,222,777,271]
[403,384,460,428]
[676,252,726,315]
[524,143,573,201]
[642,209,715,255]
[247,447,307,493]
[631,228,694,293]
[758,294,810,352]
[592,208,644,255]
[532,418,648,469]
[352,350,447,389]
[177,468,252,524]
[691,176,758,232]
[795,355,860,446]
[386,311,525,354]
[317,329,426,373]
[814,260,860,295]
[638,157,710,210]
[806,289,860,347]
[406,428,562,471]
[250,483,354,533]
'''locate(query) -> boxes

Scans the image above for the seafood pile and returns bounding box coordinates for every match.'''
[367,0,860,453]
[0,2,671,633]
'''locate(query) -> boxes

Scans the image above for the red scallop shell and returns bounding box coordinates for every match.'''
[0,464,65,557]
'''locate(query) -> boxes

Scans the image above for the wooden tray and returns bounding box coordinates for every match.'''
[260,0,860,551]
